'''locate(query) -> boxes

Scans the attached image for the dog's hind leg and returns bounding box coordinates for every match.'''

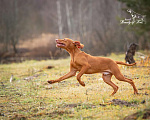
[114,72,138,94]
[110,65,138,95]
[102,73,119,96]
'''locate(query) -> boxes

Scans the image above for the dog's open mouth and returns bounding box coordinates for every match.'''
[56,42,65,47]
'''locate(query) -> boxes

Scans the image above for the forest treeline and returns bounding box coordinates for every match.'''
[0,0,149,59]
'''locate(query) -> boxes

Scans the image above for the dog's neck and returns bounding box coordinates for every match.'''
[66,47,81,62]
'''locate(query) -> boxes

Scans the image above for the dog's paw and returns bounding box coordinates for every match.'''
[134,91,138,95]
[80,81,85,87]
[47,80,55,84]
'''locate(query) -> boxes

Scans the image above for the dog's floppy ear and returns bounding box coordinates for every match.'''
[73,41,84,49]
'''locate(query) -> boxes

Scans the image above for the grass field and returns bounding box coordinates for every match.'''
[0,52,150,120]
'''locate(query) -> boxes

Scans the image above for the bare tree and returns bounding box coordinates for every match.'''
[66,0,72,38]
[0,0,19,53]
[57,0,63,38]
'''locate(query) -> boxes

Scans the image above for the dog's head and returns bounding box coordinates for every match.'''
[55,38,84,50]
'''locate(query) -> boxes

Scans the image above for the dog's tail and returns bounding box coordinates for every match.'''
[116,61,136,66]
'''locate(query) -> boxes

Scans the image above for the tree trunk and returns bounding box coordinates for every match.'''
[12,38,18,53]
[66,0,72,38]
[56,0,63,38]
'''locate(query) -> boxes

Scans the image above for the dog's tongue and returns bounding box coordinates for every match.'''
[57,43,62,46]
[57,43,65,46]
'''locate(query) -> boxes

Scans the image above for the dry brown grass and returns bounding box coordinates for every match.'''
[0,52,150,119]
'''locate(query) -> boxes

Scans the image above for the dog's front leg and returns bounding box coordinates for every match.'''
[48,71,76,84]
[77,65,90,86]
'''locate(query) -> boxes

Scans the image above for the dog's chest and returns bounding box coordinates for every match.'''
[71,62,82,70]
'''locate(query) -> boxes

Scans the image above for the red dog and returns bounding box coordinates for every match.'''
[48,38,138,96]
